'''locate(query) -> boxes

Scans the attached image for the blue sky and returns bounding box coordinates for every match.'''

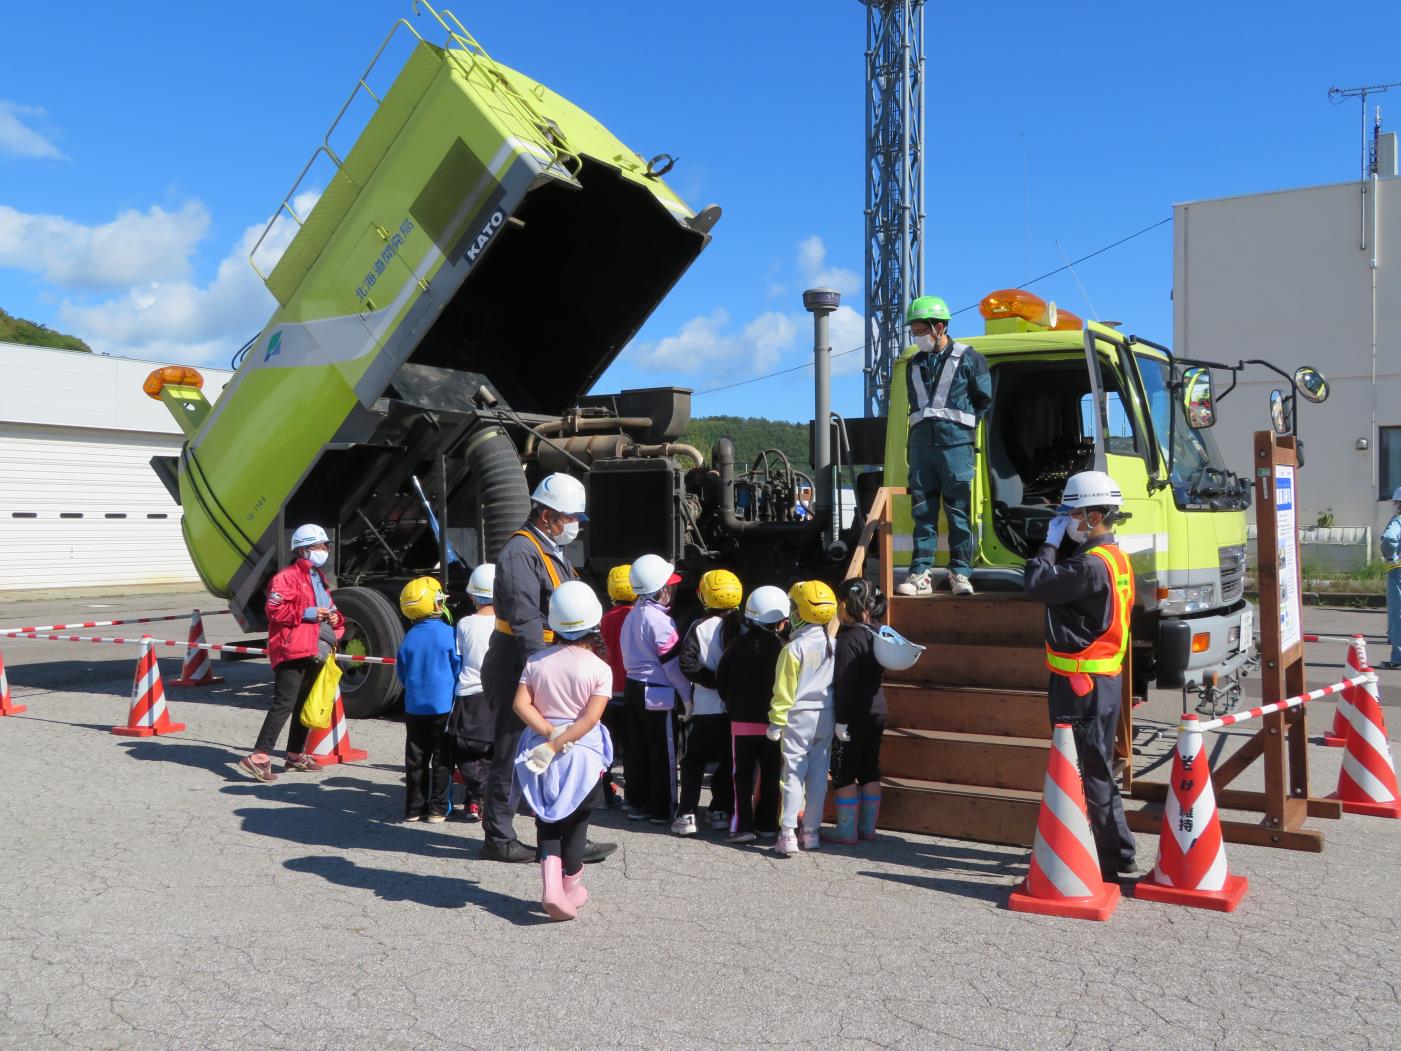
[2,1,1398,423]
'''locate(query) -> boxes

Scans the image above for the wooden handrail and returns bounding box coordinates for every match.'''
[842,486,906,586]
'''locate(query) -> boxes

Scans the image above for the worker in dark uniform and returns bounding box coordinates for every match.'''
[1023,470,1138,880]
[479,472,617,864]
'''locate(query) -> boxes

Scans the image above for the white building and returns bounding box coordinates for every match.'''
[1173,168,1400,548]
[0,343,231,591]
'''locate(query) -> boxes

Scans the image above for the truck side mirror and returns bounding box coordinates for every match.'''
[1268,389,1291,435]
[1183,366,1215,429]
[1294,366,1328,403]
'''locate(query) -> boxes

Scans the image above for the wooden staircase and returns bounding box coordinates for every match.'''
[877,593,1053,847]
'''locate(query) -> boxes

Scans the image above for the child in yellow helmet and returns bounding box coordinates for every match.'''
[395,577,460,822]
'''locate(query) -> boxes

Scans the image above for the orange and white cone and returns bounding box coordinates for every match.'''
[1008,722,1120,921]
[112,637,186,737]
[302,686,368,766]
[1329,672,1401,818]
[1131,713,1249,911]
[170,609,224,687]
[1323,635,1366,747]
[0,645,25,716]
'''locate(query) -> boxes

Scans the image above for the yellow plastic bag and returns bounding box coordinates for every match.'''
[299,656,343,730]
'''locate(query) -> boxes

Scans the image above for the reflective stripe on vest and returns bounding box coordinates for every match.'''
[907,342,976,428]
[494,529,567,643]
[1045,544,1134,678]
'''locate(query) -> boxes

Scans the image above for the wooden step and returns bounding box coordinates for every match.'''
[884,682,1050,739]
[880,728,1050,792]
[879,776,1041,847]
[889,593,1044,646]
[886,639,1047,691]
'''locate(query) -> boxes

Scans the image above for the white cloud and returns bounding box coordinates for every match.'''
[0,201,210,289]
[0,101,65,160]
[52,192,316,367]
[795,234,860,297]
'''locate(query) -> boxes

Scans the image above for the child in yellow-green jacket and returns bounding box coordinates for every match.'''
[766,581,838,857]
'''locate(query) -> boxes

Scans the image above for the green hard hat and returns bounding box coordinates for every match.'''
[906,295,951,324]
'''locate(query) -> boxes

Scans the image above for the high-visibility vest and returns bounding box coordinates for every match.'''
[1045,543,1134,678]
[907,342,976,428]
[494,529,567,644]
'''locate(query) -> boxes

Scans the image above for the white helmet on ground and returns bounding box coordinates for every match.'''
[744,585,791,626]
[629,554,680,597]
[467,563,495,603]
[531,473,588,519]
[870,625,926,671]
[1058,471,1123,511]
[290,523,331,549]
[548,580,604,640]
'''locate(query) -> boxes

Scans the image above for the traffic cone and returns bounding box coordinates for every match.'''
[1323,635,1366,747]
[0,645,25,716]
[1008,723,1121,921]
[1131,713,1249,911]
[170,609,225,687]
[302,686,368,766]
[112,637,186,737]
[1329,672,1401,818]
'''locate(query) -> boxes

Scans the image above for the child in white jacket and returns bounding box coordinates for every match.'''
[766,580,838,856]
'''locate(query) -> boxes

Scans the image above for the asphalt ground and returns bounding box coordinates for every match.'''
[2,589,1400,1050]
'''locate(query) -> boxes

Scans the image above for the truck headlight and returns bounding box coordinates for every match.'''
[1158,584,1216,616]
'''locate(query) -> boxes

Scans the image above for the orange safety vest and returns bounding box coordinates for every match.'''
[1045,543,1134,678]
[494,529,566,644]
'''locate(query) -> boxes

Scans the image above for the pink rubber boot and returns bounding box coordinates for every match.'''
[562,867,588,910]
[540,856,576,921]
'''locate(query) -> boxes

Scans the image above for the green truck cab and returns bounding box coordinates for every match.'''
[881,289,1258,700]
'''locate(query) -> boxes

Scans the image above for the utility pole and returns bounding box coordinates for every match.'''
[863,0,925,419]
[1328,81,1401,180]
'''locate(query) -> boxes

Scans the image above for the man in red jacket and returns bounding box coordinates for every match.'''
[238,523,344,782]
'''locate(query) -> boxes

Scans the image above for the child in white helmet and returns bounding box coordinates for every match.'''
[449,563,496,820]
[395,577,461,822]
[513,580,615,921]
[767,580,838,857]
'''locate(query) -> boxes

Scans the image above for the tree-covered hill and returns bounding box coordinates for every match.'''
[0,309,91,352]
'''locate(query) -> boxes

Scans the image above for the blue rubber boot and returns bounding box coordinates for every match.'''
[825,797,858,844]
[858,794,881,841]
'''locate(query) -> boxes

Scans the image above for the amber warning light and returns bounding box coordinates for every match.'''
[143,366,205,399]
[978,289,1082,330]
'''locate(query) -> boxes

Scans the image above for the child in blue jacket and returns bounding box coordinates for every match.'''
[395,577,461,822]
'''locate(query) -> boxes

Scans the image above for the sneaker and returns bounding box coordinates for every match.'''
[463,801,481,822]
[773,829,799,857]
[800,829,820,851]
[726,830,757,844]
[237,755,278,782]
[282,753,320,772]
[403,814,423,823]
[671,813,698,836]
[896,569,933,597]
[708,810,731,832]
[626,806,650,821]
[756,829,779,841]
[423,812,448,824]
[649,815,671,825]
[949,572,975,596]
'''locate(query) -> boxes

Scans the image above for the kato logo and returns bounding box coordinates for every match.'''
[465,210,505,262]
[263,330,283,363]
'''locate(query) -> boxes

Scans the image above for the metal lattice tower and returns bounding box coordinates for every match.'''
[863,0,925,418]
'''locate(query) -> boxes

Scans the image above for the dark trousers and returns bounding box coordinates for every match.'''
[679,713,734,816]
[254,657,320,755]
[644,706,678,822]
[405,712,451,818]
[830,713,886,789]
[621,679,651,811]
[731,731,782,835]
[599,696,624,800]
[537,780,603,877]
[1047,674,1136,875]
[456,758,487,804]
[481,637,526,845]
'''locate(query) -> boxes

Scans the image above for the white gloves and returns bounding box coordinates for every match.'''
[1045,514,1070,549]
[765,723,783,742]
[524,741,556,775]
[835,723,850,743]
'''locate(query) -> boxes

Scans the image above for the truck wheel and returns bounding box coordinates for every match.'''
[332,586,404,718]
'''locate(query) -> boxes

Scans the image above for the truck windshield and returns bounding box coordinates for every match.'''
[1136,353,1247,510]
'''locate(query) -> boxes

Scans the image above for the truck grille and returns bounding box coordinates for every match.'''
[1219,544,1246,604]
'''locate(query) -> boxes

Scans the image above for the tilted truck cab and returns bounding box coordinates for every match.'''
[881,289,1257,698]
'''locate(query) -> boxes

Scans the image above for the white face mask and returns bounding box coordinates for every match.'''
[913,333,935,353]
[1067,520,1088,544]
[305,549,329,568]
[557,519,580,545]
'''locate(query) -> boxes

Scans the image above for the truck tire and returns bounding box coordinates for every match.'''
[332,586,404,718]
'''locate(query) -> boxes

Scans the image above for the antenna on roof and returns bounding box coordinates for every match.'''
[1328,81,1401,180]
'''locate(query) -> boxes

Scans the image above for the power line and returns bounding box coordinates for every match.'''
[692,215,1173,399]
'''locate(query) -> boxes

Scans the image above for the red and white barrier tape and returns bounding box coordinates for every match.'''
[0,611,230,635]
[0,631,395,665]
[1192,671,1377,733]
